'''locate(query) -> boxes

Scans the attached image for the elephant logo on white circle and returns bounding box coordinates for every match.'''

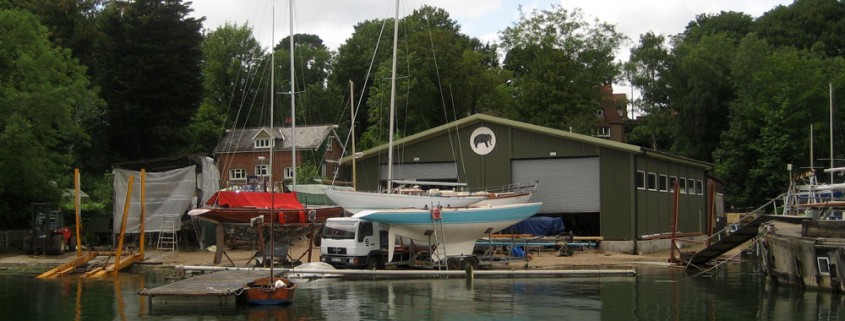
[470,127,495,155]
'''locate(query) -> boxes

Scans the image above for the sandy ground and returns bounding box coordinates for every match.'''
[0,238,687,274]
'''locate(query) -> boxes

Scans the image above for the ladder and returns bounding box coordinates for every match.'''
[429,206,448,270]
[157,214,179,251]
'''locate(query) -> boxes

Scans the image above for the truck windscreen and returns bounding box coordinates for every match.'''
[322,221,357,239]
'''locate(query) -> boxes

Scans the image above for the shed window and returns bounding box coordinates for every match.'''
[818,257,831,275]
[679,178,687,194]
[659,174,668,192]
[669,176,678,191]
[636,171,646,190]
[648,172,657,191]
[696,180,704,195]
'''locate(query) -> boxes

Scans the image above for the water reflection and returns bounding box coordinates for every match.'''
[5,265,845,320]
[293,277,606,320]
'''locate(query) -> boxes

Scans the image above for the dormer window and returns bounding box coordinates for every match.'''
[596,109,604,117]
[255,137,271,148]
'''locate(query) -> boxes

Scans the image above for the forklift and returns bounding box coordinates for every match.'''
[23,203,74,255]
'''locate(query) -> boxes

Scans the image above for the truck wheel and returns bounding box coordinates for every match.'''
[367,255,384,270]
[447,257,462,270]
[68,236,76,252]
[22,234,33,254]
[48,235,65,255]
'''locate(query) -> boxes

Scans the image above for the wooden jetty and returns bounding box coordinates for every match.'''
[140,270,269,300]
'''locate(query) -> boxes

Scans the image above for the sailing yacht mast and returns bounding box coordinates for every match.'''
[830,83,835,183]
[269,0,277,280]
[387,0,399,194]
[289,0,297,190]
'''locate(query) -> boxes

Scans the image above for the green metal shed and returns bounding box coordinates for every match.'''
[337,114,713,243]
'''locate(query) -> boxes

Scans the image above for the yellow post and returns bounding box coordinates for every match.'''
[139,169,146,258]
[114,175,134,277]
[74,168,82,257]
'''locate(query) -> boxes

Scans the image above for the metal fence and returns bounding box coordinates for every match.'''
[0,230,27,252]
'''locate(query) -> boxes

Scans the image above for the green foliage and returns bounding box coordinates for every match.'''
[200,22,265,130]
[59,171,113,217]
[667,33,737,162]
[624,32,673,150]
[500,5,626,133]
[94,0,204,162]
[334,5,502,146]
[0,9,101,228]
[753,0,845,58]
[678,11,754,45]
[625,6,845,209]
[714,34,845,207]
[272,33,343,126]
[184,102,226,154]
[295,163,319,185]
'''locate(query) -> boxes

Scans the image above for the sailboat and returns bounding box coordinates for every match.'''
[238,0,301,306]
[324,0,486,213]
[189,0,344,226]
[354,202,542,261]
[330,1,542,265]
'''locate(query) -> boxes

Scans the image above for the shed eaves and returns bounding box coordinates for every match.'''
[342,113,711,170]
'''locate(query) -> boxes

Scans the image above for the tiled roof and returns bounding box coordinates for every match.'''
[214,125,336,153]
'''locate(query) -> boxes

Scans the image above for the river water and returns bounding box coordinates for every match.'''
[1,262,843,321]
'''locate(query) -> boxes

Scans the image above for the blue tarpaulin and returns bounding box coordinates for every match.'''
[502,216,565,236]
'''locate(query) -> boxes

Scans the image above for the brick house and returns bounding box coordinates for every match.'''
[594,85,628,142]
[214,124,344,190]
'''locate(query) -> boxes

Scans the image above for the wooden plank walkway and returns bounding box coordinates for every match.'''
[140,270,268,298]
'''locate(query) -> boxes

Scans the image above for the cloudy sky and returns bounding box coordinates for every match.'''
[189,0,793,97]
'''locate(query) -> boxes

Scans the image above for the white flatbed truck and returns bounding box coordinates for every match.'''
[319,217,508,270]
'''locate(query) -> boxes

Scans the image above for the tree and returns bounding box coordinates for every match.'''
[663,12,754,162]
[0,9,104,228]
[679,11,754,45]
[199,22,265,132]
[499,5,626,133]
[94,0,204,162]
[7,0,104,69]
[754,0,845,58]
[625,32,673,150]
[332,18,394,144]
[667,33,737,162]
[714,34,845,207]
[340,5,500,149]
[273,33,341,126]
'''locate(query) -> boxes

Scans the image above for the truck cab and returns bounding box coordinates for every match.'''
[320,217,388,269]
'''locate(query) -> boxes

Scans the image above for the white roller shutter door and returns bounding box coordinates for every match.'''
[512,158,600,213]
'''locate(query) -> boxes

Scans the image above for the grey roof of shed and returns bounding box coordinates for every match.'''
[214,125,338,153]
[343,113,712,170]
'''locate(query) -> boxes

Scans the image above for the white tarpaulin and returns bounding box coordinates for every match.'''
[198,156,219,207]
[113,166,197,233]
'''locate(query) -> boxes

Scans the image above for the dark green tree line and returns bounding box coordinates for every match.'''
[0,8,104,227]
